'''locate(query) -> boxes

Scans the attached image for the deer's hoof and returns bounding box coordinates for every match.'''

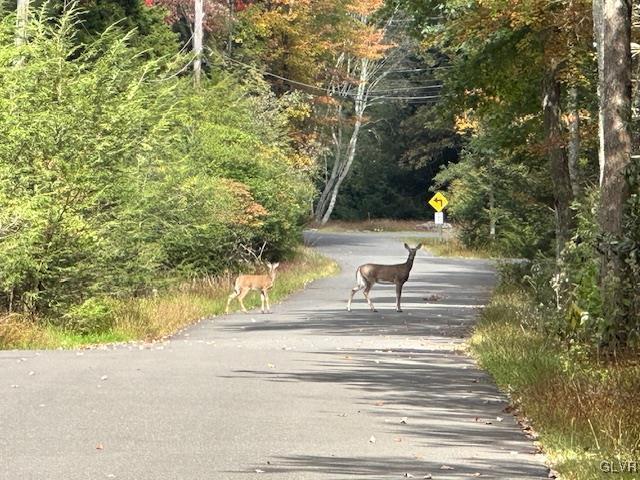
[396,309,403,313]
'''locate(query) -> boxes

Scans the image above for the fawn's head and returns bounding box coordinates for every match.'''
[266,262,280,276]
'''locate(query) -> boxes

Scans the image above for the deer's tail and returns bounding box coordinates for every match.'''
[355,267,366,288]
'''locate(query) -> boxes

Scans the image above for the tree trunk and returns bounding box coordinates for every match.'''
[597,0,632,320]
[320,114,364,224]
[488,188,496,239]
[543,66,575,258]
[594,0,606,184]
[193,0,204,86]
[15,0,29,46]
[567,86,582,197]
[317,59,370,224]
[314,106,344,221]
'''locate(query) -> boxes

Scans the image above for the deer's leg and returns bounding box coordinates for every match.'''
[260,291,266,313]
[395,283,404,312]
[265,290,271,313]
[237,288,250,312]
[363,285,377,312]
[226,287,240,313]
[347,285,363,312]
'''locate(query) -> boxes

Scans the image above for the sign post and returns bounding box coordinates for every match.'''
[428,192,449,241]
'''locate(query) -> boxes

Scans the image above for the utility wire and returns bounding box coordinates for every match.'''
[220,54,443,103]
[369,84,442,93]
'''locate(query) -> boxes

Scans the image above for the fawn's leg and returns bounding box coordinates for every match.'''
[237,288,250,312]
[226,287,240,313]
[264,290,271,313]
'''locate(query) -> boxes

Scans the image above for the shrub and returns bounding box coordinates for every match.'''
[62,298,115,335]
[0,7,314,329]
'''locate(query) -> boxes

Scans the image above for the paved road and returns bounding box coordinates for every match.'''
[1,232,548,480]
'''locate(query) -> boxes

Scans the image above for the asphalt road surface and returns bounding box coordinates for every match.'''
[1,231,549,480]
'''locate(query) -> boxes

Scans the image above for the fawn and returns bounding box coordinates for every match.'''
[226,262,280,314]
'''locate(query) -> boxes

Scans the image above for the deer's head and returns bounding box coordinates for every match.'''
[266,262,280,277]
[404,243,422,260]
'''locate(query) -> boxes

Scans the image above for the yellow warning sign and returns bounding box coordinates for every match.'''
[428,192,449,212]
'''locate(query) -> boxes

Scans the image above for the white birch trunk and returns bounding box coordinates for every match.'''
[319,59,370,224]
[16,0,29,46]
[193,0,204,85]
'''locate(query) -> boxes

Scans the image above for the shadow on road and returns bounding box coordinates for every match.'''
[224,347,545,478]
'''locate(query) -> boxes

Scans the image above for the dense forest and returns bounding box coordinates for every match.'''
[1,0,639,350]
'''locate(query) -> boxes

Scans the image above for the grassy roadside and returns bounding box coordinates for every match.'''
[470,286,640,480]
[0,246,339,350]
[409,236,495,258]
[310,219,429,232]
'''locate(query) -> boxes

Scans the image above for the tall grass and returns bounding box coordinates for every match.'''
[410,236,494,258]
[0,247,338,349]
[311,219,427,232]
[471,287,640,479]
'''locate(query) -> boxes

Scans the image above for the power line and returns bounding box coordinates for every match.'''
[374,94,442,100]
[387,66,453,73]
[219,54,444,103]
[369,84,442,93]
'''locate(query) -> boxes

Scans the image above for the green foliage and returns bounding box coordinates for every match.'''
[62,298,115,335]
[434,123,555,257]
[0,7,314,325]
[77,0,180,58]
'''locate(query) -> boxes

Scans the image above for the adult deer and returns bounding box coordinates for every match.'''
[347,243,422,313]
[226,262,280,314]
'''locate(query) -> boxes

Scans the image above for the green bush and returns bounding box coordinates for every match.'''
[62,298,115,335]
[0,7,314,325]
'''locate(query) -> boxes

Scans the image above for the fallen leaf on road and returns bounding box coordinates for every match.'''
[394,437,402,442]
[400,417,408,424]
[424,475,432,479]
[440,465,454,470]
[496,416,503,422]
[403,474,414,478]
[343,355,352,360]
[484,421,493,425]
[96,443,104,450]
[100,375,108,381]
[254,469,264,473]
[267,363,275,369]
[369,435,376,444]
[375,401,385,406]
[28,371,35,376]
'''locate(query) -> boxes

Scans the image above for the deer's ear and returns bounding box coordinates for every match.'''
[273,262,280,268]
[416,244,423,250]
[404,243,410,251]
